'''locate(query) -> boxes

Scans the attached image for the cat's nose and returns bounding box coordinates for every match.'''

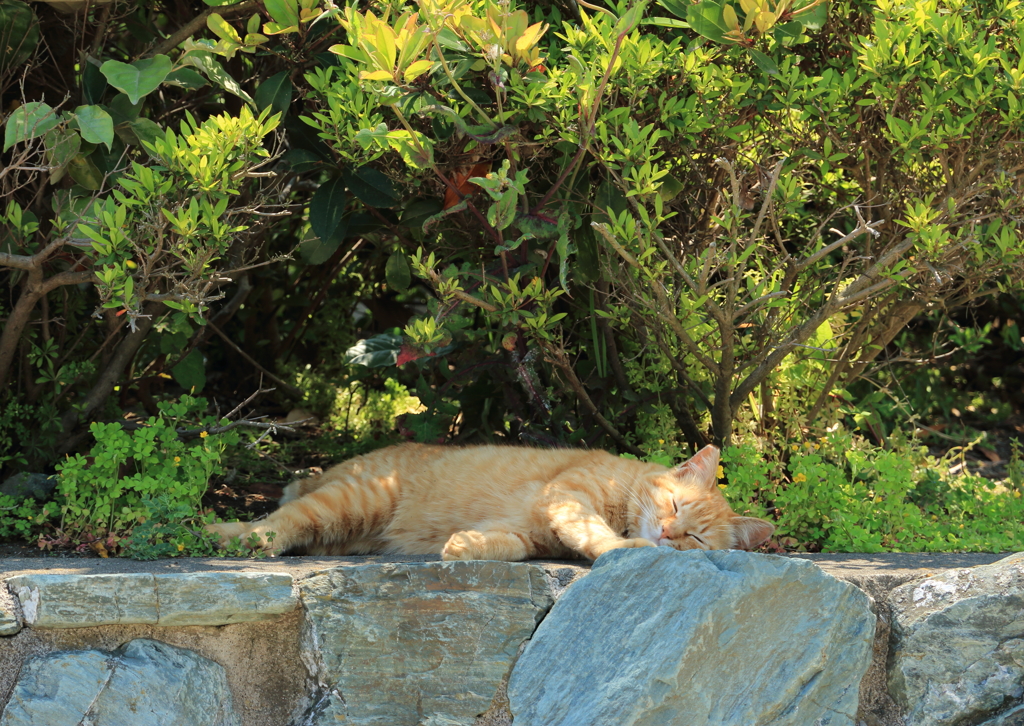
[660,525,671,540]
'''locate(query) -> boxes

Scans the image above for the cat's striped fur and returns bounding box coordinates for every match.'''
[206,443,775,560]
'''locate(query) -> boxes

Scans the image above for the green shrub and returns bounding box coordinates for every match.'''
[39,396,236,551]
[722,430,1024,553]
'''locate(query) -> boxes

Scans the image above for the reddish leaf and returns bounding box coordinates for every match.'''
[442,161,490,210]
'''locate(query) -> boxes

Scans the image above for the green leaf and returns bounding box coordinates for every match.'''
[3,101,58,151]
[129,118,164,148]
[106,94,143,127]
[159,330,190,354]
[264,0,299,31]
[399,197,442,229]
[614,0,649,35]
[795,1,827,30]
[594,178,628,223]
[643,16,688,27]
[67,153,103,190]
[82,62,107,105]
[254,71,293,117]
[207,13,242,43]
[309,176,349,244]
[163,68,208,90]
[281,148,323,173]
[686,0,730,43]
[773,20,803,40]
[655,0,690,19]
[171,349,206,393]
[73,105,114,150]
[299,235,340,265]
[344,333,402,367]
[181,51,254,105]
[747,48,780,75]
[43,127,81,169]
[574,223,600,283]
[385,250,411,291]
[345,165,399,208]
[99,55,173,105]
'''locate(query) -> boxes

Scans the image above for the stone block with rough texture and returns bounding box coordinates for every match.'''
[298,560,553,726]
[887,552,1024,726]
[508,547,876,726]
[0,638,240,726]
[6,571,296,627]
[0,586,20,636]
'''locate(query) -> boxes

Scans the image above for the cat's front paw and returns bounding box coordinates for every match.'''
[591,537,656,558]
[441,531,483,561]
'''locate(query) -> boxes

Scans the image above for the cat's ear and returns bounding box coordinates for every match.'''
[673,445,720,490]
[731,516,775,550]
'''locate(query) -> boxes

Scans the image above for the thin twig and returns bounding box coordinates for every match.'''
[540,341,645,457]
[205,319,303,398]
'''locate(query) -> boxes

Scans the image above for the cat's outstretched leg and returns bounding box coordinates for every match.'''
[542,488,655,560]
[206,478,392,555]
[441,529,531,561]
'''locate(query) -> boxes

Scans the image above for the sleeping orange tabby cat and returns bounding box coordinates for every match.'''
[206,443,774,560]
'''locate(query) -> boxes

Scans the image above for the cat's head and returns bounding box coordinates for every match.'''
[638,445,775,551]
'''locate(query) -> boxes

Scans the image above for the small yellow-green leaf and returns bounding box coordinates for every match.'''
[754,9,776,32]
[722,4,740,30]
[403,59,432,82]
[207,13,242,43]
[360,69,394,81]
[263,21,299,34]
[514,21,547,52]
[330,44,368,63]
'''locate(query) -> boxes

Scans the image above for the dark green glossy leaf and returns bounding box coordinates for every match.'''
[400,197,443,228]
[574,223,600,282]
[309,176,349,244]
[282,148,324,173]
[385,251,411,291]
[345,165,399,208]
[254,71,293,117]
[299,235,340,265]
[82,62,107,105]
[344,333,402,367]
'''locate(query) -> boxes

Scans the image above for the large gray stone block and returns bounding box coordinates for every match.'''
[887,551,1024,726]
[0,638,239,726]
[298,560,554,726]
[508,548,876,726]
[7,571,296,627]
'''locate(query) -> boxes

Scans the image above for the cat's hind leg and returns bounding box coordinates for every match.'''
[206,479,392,555]
[441,529,531,561]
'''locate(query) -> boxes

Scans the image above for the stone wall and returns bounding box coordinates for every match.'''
[1,550,1021,726]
